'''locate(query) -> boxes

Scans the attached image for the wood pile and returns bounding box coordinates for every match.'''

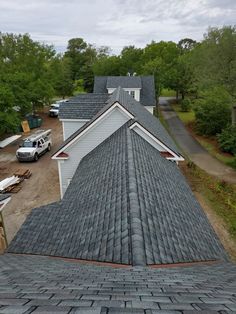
[14,169,32,179]
[0,169,32,194]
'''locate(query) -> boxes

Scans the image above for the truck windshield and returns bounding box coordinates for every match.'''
[22,141,36,148]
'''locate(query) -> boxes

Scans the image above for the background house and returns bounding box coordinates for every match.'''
[93,76,156,113]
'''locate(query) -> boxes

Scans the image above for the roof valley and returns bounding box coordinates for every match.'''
[127,128,146,266]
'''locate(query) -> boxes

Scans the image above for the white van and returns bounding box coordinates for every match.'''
[16,129,52,162]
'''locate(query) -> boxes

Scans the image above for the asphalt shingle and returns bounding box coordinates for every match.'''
[94,76,156,106]
[59,93,109,120]
[8,124,227,265]
[0,254,236,313]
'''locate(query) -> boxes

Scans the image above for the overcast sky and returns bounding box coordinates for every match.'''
[0,0,235,54]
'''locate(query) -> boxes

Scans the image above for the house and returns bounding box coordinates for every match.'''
[8,88,226,267]
[59,93,109,140]
[3,84,235,312]
[93,75,156,113]
[54,87,183,198]
[8,120,226,266]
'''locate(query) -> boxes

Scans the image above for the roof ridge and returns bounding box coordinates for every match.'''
[126,128,146,266]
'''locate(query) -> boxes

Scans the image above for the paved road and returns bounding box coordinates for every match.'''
[159,97,236,184]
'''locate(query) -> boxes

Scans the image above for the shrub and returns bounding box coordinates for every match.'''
[193,87,232,136]
[180,98,191,112]
[217,125,236,155]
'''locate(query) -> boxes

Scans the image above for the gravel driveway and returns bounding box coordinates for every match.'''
[0,113,63,244]
[159,97,236,184]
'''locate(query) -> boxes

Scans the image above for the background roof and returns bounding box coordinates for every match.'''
[94,76,156,106]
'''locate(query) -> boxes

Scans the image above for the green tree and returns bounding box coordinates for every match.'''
[93,55,121,76]
[49,56,74,98]
[120,46,143,74]
[190,26,236,97]
[194,87,232,135]
[0,84,19,135]
[178,38,197,53]
[0,33,56,114]
[142,41,180,97]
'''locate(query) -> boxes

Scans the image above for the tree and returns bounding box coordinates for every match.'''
[190,26,236,97]
[142,41,180,97]
[120,46,143,74]
[0,84,19,135]
[178,38,197,53]
[0,33,56,113]
[194,87,232,135]
[64,38,88,80]
[49,56,74,98]
[93,55,121,76]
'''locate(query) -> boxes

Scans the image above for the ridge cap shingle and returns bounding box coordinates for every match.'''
[127,128,146,266]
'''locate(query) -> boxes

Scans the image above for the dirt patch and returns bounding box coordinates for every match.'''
[0,113,62,244]
[194,191,236,262]
[179,161,236,262]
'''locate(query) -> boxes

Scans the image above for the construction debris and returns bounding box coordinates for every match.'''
[0,176,21,192]
[14,169,32,179]
[0,135,22,148]
[0,169,32,194]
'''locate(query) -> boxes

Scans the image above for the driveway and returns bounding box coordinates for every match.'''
[159,97,236,184]
[0,113,62,244]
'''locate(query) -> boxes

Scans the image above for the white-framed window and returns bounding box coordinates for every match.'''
[130,91,135,98]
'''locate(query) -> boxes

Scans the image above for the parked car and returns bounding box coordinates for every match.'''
[49,103,60,117]
[49,99,69,117]
[16,129,52,162]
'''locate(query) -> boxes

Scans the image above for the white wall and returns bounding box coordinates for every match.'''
[60,107,129,196]
[62,120,88,140]
[145,106,154,114]
[132,125,164,151]
[107,88,141,102]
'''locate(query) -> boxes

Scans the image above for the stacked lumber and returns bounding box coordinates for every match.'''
[0,168,32,194]
[14,169,32,179]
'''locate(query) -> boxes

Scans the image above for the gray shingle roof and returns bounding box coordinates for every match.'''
[107,87,179,155]
[107,76,142,88]
[94,76,156,106]
[0,253,236,313]
[8,124,227,265]
[53,87,179,157]
[59,93,109,120]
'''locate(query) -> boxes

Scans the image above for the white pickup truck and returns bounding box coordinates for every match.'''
[16,129,52,162]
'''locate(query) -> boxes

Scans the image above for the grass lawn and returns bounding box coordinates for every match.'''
[172,102,236,170]
[180,161,236,259]
[173,103,195,124]
[160,88,176,97]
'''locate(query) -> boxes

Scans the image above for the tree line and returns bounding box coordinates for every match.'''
[1,26,236,151]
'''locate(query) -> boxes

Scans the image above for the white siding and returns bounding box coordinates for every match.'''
[145,106,154,114]
[60,107,129,196]
[132,125,164,151]
[107,88,140,101]
[62,121,88,140]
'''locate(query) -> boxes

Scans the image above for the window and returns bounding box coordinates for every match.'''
[130,91,135,98]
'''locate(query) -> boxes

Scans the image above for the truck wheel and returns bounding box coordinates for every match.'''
[34,153,39,161]
[47,144,51,151]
